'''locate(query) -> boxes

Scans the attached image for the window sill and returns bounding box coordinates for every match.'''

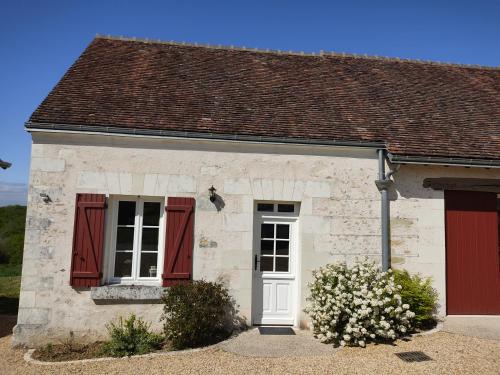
[90,285,167,305]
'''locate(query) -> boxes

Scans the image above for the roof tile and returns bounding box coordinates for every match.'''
[30,37,500,160]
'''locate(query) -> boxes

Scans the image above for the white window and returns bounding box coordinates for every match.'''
[106,197,165,284]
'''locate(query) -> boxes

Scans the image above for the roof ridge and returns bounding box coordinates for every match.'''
[94,34,500,70]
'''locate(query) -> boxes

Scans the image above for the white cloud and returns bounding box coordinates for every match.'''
[0,181,28,206]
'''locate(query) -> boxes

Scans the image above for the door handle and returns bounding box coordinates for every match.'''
[254,254,260,271]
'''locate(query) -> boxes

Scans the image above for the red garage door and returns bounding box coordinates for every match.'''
[445,190,500,314]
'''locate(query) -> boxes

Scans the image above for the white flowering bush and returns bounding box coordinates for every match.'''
[305,261,415,347]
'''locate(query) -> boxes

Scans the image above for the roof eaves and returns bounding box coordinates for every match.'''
[25,121,387,149]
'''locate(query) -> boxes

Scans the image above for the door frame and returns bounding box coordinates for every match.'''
[251,202,300,326]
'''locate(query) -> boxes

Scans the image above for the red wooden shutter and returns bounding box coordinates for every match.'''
[162,197,195,286]
[70,193,106,288]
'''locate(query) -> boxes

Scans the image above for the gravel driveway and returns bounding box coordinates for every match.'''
[2,330,500,374]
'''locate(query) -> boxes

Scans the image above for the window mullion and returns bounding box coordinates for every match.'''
[133,199,143,281]
[273,224,277,272]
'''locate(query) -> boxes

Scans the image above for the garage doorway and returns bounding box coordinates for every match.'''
[445,190,500,314]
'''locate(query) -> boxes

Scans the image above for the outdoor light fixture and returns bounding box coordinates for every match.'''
[209,185,217,202]
[0,159,11,170]
[40,193,52,204]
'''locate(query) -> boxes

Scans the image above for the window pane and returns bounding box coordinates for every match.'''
[140,253,158,277]
[116,227,134,250]
[143,202,161,226]
[261,223,274,238]
[260,256,273,271]
[260,240,274,255]
[275,257,289,272]
[141,228,159,251]
[257,203,274,212]
[277,204,295,213]
[276,240,289,255]
[276,224,290,239]
[114,252,133,277]
[118,201,136,225]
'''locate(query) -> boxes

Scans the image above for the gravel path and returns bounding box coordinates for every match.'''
[2,331,500,375]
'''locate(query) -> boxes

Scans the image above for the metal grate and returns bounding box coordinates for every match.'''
[395,351,433,362]
[258,327,296,335]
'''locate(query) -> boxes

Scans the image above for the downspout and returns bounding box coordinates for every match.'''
[375,149,399,271]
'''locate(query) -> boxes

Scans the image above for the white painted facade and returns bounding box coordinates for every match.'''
[13,130,500,346]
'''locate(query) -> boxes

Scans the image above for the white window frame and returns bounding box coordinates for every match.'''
[105,196,165,285]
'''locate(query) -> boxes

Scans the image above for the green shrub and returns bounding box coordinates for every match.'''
[102,314,164,357]
[161,280,239,349]
[393,269,438,329]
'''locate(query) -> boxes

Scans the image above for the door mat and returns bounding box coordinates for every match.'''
[395,351,433,362]
[258,327,296,335]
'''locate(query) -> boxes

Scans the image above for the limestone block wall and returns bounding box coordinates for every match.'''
[390,165,500,315]
[14,131,500,346]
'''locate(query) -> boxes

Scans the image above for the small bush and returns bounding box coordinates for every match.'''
[102,314,164,357]
[161,280,238,349]
[393,269,438,329]
[305,261,415,347]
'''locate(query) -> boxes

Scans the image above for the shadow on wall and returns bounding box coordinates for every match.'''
[212,194,225,212]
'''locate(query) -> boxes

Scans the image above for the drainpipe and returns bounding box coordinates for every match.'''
[375,150,399,272]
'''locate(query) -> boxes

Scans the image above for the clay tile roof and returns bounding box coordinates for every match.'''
[29,37,500,161]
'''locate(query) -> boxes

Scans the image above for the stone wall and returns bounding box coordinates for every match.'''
[13,131,500,346]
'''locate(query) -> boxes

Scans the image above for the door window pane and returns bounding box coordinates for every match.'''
[260,240,274,255]
[116,227,134,250]
[261,223,274,238]
[114,252,133,277]
[276,240,289,255]
[143,202,161,226]
[141,228,159,251]
[275,257,289,272]
[118,201,136,225]
[276,224,290,239]
[260,256,273,271]
[139,253,158,277]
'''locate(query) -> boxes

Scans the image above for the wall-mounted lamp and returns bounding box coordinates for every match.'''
[208,185,217,202]
[40,193,52,204]
[0,159,11,170]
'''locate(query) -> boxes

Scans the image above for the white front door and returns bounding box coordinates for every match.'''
[252,212,297,325]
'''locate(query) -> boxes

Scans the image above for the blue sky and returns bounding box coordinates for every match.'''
[1,0,499,206]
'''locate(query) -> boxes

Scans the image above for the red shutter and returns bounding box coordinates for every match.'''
[162,197,195,286]
[70,193,106,288]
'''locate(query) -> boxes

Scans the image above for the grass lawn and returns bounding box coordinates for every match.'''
[0,275,20,315]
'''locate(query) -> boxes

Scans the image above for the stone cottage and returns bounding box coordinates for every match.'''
[14,36,500,346]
